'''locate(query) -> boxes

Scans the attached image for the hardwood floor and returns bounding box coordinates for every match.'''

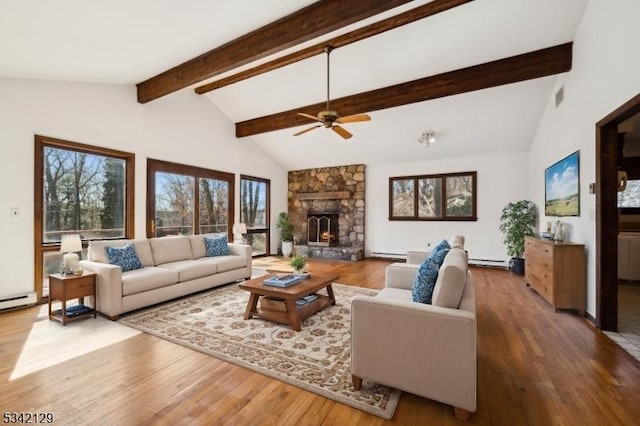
[1,258,640,425]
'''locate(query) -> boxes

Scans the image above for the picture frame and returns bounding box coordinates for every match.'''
[545,150,580,217]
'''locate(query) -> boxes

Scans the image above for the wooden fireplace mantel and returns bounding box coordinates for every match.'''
[296,191,350,200]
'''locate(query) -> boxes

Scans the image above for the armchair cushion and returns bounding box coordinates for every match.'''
[412,244,450,304]
[412,257,440,303]
[432,248,468,308]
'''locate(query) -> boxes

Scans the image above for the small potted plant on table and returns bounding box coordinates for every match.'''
[290,254,306,274]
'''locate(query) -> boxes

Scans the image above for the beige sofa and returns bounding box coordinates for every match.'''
[351,246,476,420]
[79,235,252,319]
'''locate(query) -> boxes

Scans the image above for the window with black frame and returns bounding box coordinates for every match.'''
[389,171,477,221]
[240,175,270,256]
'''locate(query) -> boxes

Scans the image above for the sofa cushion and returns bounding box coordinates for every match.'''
[105,243,143,272]
[88,239,154,267]
[431,248,468,308]
[158,259,218,282]
[121,267,179,296]
[197,255,246,273]
[205,235,230,256]
[149,236,193,265]
[377,287,414,303]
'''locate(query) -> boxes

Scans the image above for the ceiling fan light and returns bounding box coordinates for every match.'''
[418,131,436,147]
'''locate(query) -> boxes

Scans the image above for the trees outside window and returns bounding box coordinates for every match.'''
[35,135,135,299]
[147,159,234,239]
[240,175,270,256]
[389,171,477,221]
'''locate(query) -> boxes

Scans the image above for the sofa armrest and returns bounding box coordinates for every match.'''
[228,243,252,269]
[351,295,476,412]
[385,263,418,290]
[78,260,123,318]
[407,250,431,264]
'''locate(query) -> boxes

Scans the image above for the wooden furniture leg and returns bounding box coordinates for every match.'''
[352,375,362,390]
[285,299,301,331]
[454,407,471,421]
[244,293,259,320]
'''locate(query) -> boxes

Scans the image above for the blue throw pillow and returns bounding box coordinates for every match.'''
[105,243,142,272]
[432,239,450,253]
[432,248,450,267]
[412,257,440,304]
[204,235,229,257]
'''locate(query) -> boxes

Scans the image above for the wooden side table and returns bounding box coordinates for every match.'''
[48,272,97,325]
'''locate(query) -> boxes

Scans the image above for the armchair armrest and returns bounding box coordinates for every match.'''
[385,263,418,290]
[79,260,122,318]
[351,295,476,412]
[407,250,431,264]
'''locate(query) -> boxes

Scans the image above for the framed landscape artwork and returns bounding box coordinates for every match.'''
[545,150,580,217]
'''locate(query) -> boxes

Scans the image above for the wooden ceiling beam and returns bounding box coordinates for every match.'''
[195,0,474,94]
[235,42,573,138]
[136,0,412,103]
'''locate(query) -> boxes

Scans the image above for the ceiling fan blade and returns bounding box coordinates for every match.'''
[337,113,371,124]
[293,124,322,136]
[297,112,322,122]
[332,125,353,139]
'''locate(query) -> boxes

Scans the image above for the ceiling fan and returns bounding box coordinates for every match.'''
[294,46,371,139]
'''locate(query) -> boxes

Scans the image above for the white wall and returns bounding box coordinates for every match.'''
[0,78,287,300]
[366,151,529,262]
[528,0,640,316]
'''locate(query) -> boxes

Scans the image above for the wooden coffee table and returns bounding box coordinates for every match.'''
[239,272,338,331]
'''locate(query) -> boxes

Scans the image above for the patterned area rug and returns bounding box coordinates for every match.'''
[119,283,401,419]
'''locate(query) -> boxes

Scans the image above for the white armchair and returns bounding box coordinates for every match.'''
[350,248,476,420]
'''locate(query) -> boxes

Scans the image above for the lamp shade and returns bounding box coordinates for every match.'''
[60,234,82,253]
[233,223,247,234]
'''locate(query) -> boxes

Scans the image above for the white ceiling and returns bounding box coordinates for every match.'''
[1,0,589,170]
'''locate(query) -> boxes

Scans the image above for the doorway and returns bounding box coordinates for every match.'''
[596,93,640,331]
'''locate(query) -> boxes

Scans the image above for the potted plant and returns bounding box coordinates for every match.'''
[499,200,537,275]
[290,254,306,273]
[277,211,294,257]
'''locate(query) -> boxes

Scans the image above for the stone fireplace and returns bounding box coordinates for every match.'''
[288,164,365,261]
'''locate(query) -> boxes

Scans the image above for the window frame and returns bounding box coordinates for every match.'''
[388,171,477,221]
[146,158,235,240]
[34,135,135,301]
[240,174,271,257]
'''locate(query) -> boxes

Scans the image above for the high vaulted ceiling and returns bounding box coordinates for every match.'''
[1,0,589,170]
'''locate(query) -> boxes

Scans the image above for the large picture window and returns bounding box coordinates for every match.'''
[240,175,270,256]
[35,135,135,299]
[147,159,234,239]
[389,171,477,221]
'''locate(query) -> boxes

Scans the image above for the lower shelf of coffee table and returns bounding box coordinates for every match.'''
[254,294,332,326]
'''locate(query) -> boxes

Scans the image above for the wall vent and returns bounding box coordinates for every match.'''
[0,292,37,310]
[555,86,565,107]
[468,258,508,268]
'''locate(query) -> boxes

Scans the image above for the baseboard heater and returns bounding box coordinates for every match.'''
[468,258,508,268]
[370,251,407,260]
[0,292,37,310]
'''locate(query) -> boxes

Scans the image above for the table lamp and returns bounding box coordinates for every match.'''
[232,223,247,244]
[60,234,82,275]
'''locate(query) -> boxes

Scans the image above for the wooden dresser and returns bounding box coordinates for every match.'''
[524,236,585,315]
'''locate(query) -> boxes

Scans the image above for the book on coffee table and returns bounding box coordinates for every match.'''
[263,274,304,287]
